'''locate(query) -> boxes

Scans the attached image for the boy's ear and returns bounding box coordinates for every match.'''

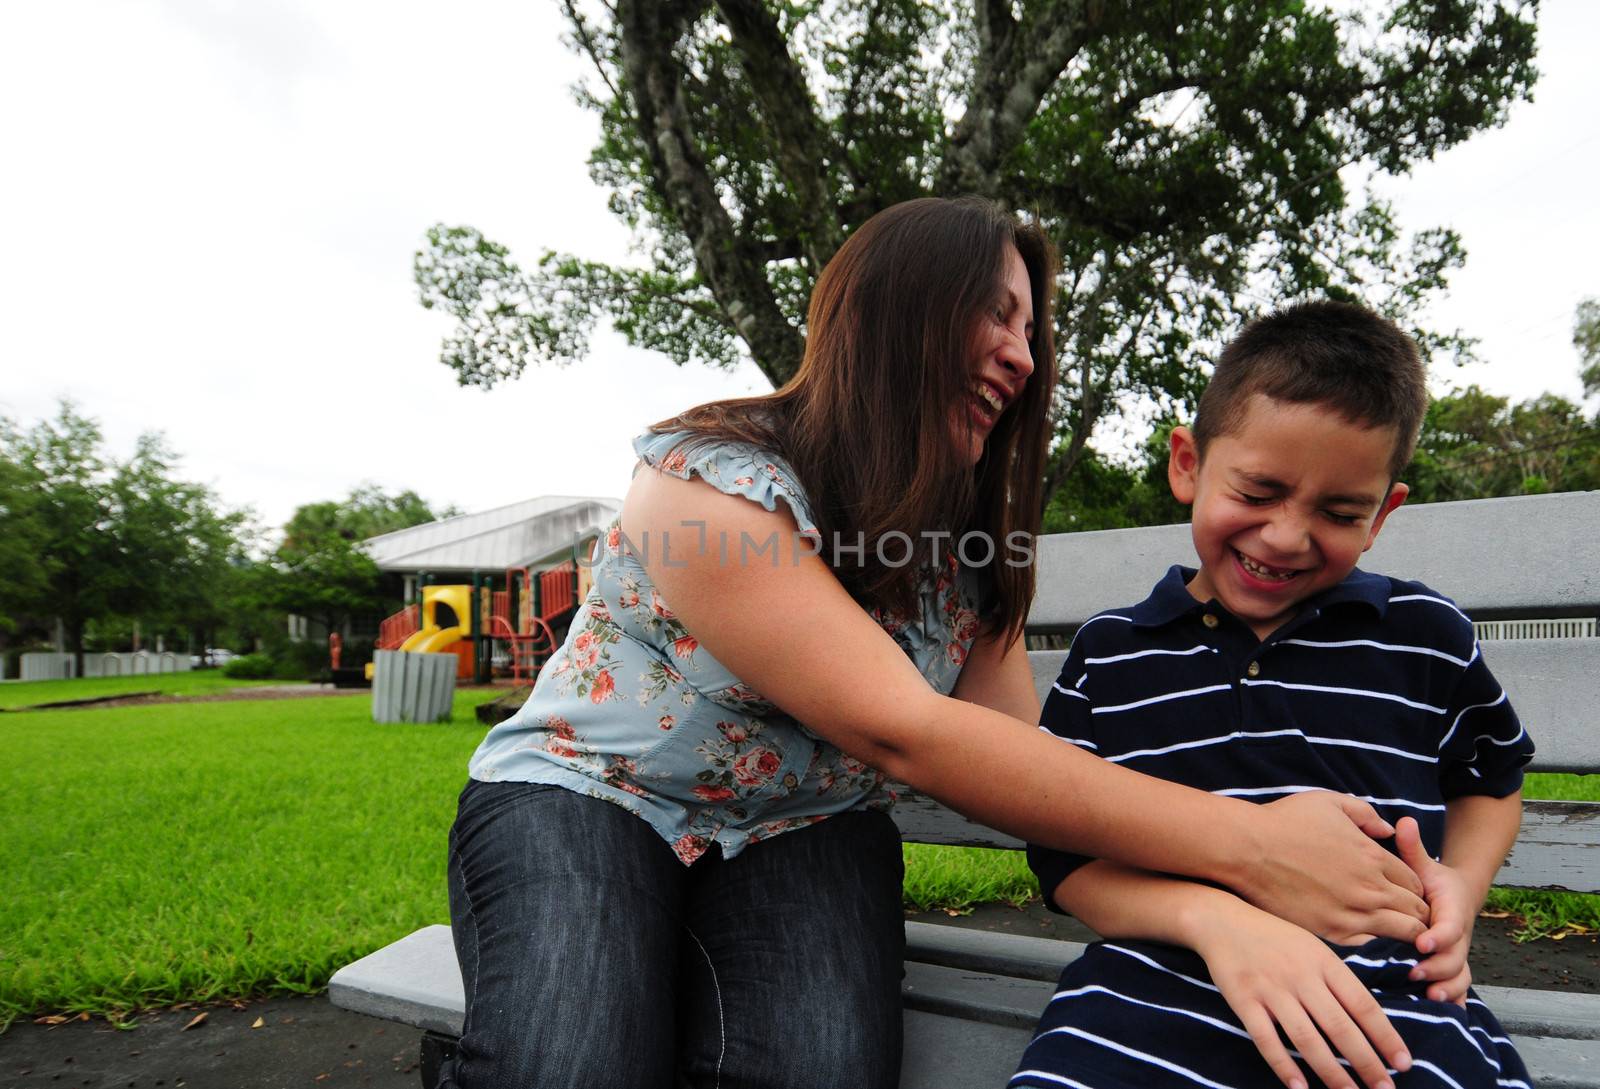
[1168,426,1200,505]
[1363,482,1410,552]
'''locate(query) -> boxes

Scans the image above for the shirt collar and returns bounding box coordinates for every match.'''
[1125,564,1390,630]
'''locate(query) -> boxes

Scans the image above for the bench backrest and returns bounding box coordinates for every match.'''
[892,491,1600,894]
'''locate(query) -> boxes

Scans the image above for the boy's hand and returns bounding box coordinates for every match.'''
[1194,898,1411,1089]
[1395,816,1475,1006]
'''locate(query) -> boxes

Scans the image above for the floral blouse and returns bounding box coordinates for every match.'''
[467,430,984,865]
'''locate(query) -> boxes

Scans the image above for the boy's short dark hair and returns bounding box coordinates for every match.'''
[1193,300,1428,478]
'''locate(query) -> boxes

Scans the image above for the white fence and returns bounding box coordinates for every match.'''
[19,652,75,681]
[16,651,193,681]
[83,652,192,677]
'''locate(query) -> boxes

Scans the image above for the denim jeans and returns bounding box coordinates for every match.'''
[441,779,906,1089]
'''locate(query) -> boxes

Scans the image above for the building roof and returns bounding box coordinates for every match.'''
[360,495,620,574]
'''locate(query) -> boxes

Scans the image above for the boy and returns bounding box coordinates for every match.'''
[1013,302,1534,1089]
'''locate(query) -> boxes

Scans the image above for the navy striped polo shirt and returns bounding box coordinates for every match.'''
[1029,565,1534,902]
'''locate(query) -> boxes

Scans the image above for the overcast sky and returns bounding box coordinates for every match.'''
[3,1,1595,534]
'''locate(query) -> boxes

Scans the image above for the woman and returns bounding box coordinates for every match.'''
[443,198,1429,1089]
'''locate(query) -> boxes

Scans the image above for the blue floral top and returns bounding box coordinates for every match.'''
[467,430,985,864]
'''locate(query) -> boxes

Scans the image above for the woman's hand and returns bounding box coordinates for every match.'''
[1229,792,1428,945]
[1193,898,1413,1089]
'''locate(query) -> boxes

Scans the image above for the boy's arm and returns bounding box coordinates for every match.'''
[1056,861,1411,1089]
[1408,623,1534,1000]
[1396,793,1522,1003]
[1441,792,1522,906]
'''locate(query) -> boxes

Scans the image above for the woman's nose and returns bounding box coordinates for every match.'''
[997,326,1034,381]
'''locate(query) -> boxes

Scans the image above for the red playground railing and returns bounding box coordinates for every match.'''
[538,562,577,623]
[377,604,420,651]
[487,615,557,685]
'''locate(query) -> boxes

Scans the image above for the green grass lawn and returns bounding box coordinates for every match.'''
[1,693,1592,1023]
[0,691,497,1023]
[0,671,281,710]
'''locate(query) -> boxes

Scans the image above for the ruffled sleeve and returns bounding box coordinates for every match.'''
[632,430,821,540]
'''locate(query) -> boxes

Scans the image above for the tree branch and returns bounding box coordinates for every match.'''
[559,0,621,101]
[616,0,805,385]
[713,0,844,272]
[941,1,1098,195]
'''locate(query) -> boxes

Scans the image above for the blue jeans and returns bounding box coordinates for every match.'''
[442,779,906,1088]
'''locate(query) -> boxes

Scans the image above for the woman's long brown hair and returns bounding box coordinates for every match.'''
[651,197,1057,646]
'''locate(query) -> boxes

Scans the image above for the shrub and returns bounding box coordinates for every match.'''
[272,641,330,681]
[222,653,275,679]
[338,636,376,668]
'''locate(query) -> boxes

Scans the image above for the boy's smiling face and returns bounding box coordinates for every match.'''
[1169,394,1409,640]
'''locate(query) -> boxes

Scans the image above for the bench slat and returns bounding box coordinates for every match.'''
[1486,639,1600,773]
[328,924,462,1037]
[1030,491,1600,630]
[1501,801,1600,892]
[900,1010,1035,1089]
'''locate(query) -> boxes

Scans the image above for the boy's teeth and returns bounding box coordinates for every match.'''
[1237,551,1295,581]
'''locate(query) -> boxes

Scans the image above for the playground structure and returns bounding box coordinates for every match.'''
[353,559,587,686]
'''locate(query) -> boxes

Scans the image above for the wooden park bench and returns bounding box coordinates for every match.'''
[331,490,1600,1087]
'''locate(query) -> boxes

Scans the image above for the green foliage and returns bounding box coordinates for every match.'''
[221,653,276,679]
[0,422,51,635]
[1044,423,1190,533]
[269,639,332,681]
[0,403,249,661]
[1576,297,1600,400]
[1044,355,1600,530]
[1406,382,1600,503]
[417,0,1537,503]
[246,485,457,638]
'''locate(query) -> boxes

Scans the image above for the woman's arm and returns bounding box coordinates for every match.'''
[625,470,1427,938]
[949,615,1039,722]
[1057,861,1410,1089]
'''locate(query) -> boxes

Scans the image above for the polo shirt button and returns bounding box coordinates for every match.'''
[1246,661,1261,678]
[1202,614,1219,629]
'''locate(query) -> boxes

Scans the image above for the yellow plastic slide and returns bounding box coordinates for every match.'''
[399,625,466,654]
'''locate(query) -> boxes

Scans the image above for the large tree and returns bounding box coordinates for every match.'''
[416,1,1537,505]
[0,420,53,635]
[252,486,458,640]
[1407,381,1600,502]
[1575,296,1600,399]
[0,405,249,668]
